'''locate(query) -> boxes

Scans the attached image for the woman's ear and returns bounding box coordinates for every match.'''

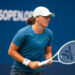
[35,16,39,22]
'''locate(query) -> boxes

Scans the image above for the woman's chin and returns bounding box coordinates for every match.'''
[45,24,48,27]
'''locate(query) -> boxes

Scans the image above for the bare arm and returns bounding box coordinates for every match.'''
[44,46,52,59]
[8,42,25,63]
[8,42,40,69]
[44,46,52,65]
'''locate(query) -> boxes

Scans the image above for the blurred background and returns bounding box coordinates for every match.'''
[0,0,75,75]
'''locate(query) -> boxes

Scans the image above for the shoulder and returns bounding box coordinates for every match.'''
[19,25,31,32]
[14,25,31,37]
[45,27,53,36]
[17,25,31,34]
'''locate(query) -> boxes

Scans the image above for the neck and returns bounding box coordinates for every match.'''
[32,24,44,34]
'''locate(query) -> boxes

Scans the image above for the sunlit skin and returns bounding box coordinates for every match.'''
[35,16,50,27]
[32,16,50,34]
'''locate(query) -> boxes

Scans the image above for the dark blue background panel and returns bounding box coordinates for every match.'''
[0,0,75,75]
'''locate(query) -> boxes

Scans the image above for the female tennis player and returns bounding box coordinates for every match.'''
[8,6,55,75]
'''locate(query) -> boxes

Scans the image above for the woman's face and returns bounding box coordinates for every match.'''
[36,16,50,27]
